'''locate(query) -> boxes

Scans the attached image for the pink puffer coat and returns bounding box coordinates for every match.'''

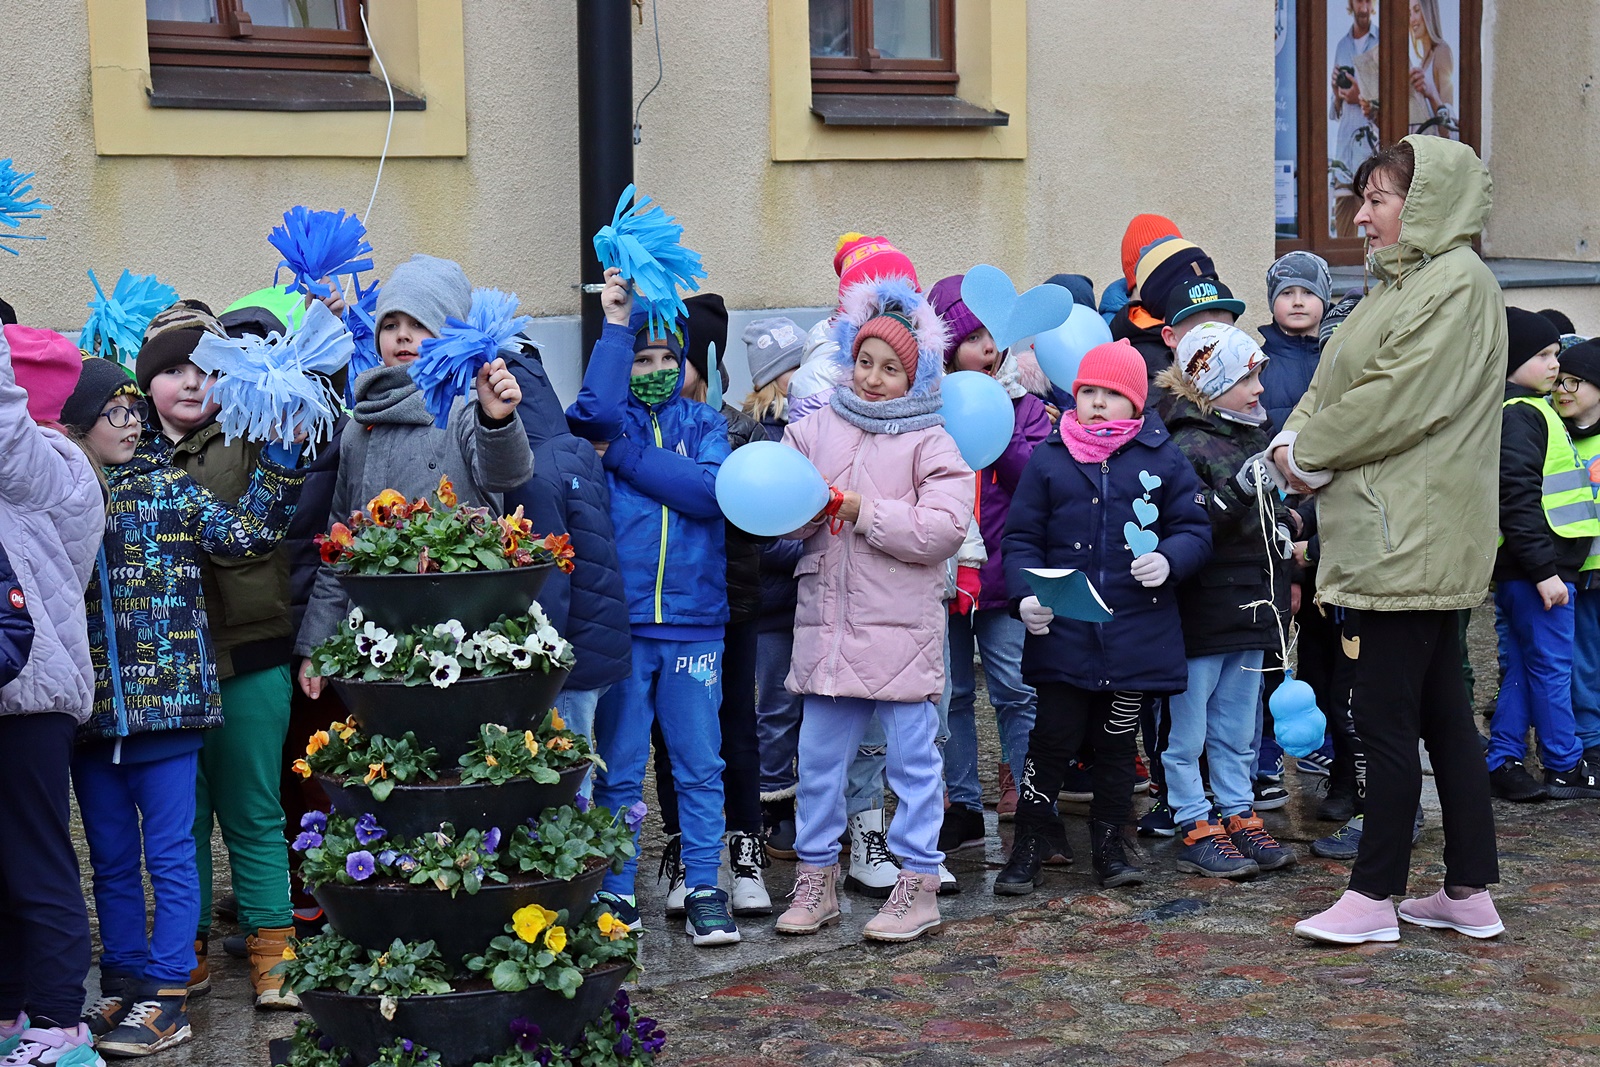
[781,405,974,704]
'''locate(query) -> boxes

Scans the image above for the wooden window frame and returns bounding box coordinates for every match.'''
[811,0,958,96]
[148,0,370,73]
[1278,0,1481,265]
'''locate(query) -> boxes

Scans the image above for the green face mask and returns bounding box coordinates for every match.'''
[630,367,679,406]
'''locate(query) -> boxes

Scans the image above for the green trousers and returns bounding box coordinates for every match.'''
[194,664,294,934]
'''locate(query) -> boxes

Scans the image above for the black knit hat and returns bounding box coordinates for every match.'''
[1540,308,1577,336]
[136,299,226,392]
[683,293,730,394]
[219,305,287,340]
[0,297,15,326]
[1506,306,1562,377]
[1558,339,1600,389]
[60,356,139,433]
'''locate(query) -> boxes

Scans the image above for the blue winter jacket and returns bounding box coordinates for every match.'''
[503,341,632,691]
[0,541,34,687]
[565,313,730,628]
[1003,415,1212,694]
[1258,322,1322,434]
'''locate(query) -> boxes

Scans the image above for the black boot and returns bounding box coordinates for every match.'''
[762,797,797,859]
[994,832,1058,896]
[1090,820,1144,888]
[1317,770,1359,823]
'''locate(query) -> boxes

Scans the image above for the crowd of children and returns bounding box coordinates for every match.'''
[3,135,1598,1065]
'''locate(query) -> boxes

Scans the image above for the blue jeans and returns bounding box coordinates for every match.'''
[1163,651,1264,826]
[944,608,1035,813]
[755,629,805,800]
[554,686,610,801]
[594,635,725,894]
[796,696,945,874]
[72,750,200,985]
[1488,580,1583,773]
[1574,588,1600,752]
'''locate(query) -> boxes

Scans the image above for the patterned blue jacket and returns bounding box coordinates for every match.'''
[81,435,305,741]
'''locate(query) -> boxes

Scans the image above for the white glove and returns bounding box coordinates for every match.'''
[1019,595,1055,636]
[1130,551,1171,588]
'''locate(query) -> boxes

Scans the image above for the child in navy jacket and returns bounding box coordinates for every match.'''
[565,268,735,945]
[997,341,1210,895]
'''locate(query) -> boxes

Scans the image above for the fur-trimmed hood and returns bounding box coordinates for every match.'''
[1153,363,1215,415]
[830,276,947,399]
[997,348,1055,401]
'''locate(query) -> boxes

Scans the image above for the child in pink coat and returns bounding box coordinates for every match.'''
[773,277,975,943]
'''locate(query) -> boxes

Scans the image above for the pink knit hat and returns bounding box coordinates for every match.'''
[834,233,919,298]
[1072,340,1149,414]
[4,325,85,423]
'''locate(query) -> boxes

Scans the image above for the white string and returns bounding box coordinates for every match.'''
[632,0,664,145]
[1239,461,1297,675]
[359,2,395,227]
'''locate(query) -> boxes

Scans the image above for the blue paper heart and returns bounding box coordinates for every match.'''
[1124,522,1159,557]
[1133,498,1159,528]
[1139,470,1163,492]
[960,264,1075,353]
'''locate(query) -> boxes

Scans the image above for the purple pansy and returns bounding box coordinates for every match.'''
[300,810,328,833]
[624,801,648,833]
[483,826,501,853]
[345,850,376,881]
[354,812,387,846]
[291,830,323,851]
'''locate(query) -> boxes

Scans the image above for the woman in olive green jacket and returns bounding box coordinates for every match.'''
[1272,135,1506,946]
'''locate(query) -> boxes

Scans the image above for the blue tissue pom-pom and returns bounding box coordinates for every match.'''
[592,184,707,340]
[189,300,354,455]
[0,158,51,256]
[268,206,375,300]
[409,288,533,428]
[78,269,180,367]
[342,277,382,402]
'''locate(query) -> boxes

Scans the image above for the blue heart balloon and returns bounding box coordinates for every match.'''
[1033,304,1114,391]
[939,370,1016,470]
[959,264,1075,353]
[716,440,831,537]
[1269,672,1328,758]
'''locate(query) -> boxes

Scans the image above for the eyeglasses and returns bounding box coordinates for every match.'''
[1555,376,1586,394]
[100,400,149,428]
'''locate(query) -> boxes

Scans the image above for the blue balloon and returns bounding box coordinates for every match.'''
[716,440,831,537]
[1033,304,1114,392]
[939,371,1016,470]
[1269,671,1328,758]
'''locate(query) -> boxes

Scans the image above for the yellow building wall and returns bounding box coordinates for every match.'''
[1,1,1277,355]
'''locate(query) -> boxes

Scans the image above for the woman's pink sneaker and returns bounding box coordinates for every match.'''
[1398,888,1504,938]
[1294,890,1400,944]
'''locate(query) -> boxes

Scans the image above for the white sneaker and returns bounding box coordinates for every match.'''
[725,831,773,915]
[845,809,900,898]
[937,863,960,895]
[658,833,687,917]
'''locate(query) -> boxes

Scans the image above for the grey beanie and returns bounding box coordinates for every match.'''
[1267,251,1333,309]
[742,317,806,389]
[374,254,472,338]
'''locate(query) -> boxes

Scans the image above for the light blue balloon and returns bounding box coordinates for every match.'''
[716,440,831,537]
[1033,304,1114,392]
[1269,671,1328,758]
[939,370,1015,470]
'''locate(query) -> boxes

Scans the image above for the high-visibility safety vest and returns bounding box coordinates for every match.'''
[1501,396,1600,553]
[1571,425,1600,572]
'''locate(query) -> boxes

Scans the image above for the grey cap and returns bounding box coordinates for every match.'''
[742,316,806,389]
[374,254,471,338]
[1267,251,1333,308]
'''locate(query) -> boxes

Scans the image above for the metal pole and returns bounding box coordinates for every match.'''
[577,0,635,361]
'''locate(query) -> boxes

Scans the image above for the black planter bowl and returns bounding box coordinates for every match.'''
[317,764,588,839]
[338,564,553,635]
[300,963,629,1067]
[331,669,570,762]
[313,865,607,964]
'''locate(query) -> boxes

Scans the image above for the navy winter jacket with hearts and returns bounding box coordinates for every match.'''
[1002,415,1212,694]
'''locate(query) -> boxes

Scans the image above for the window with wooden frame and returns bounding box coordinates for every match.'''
[810,0,957,96]
[146,0,370,72]
[1275,0,1480,265]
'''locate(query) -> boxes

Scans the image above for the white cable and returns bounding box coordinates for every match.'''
[1240,462,1296,674]
[632,0,664,145]
[359,2,395,227]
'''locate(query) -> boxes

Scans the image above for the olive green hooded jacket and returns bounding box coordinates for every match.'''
[1283,135,1506,611]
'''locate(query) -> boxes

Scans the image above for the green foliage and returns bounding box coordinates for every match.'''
[279,932,453,998]
[309,605,575,689]
[505,805,637,883]
[302,721,437,801]
[458,718,601,787]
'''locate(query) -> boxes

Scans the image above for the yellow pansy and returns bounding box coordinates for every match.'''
[364,762,387,784]
[292,759,311,779]
[306,730,330,756]
[485,754,499,767]
[282,945,297,961]
[333,721,356,742]
[512,904,558,943]
[524,730,539,756]
[549,709,566,732]
[546,736,573,752]
[597,912,631,941]
[544,925,567,954]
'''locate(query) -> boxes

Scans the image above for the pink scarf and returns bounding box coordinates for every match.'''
[1059,413,1144,464]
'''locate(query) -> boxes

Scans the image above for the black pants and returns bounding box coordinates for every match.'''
[1138,697,1170,794]
[0,713,92,1026]
[1017,683,1147,833]
[654,621,762,835]
[1299,603,1366,804]
[1345,609,1498,897]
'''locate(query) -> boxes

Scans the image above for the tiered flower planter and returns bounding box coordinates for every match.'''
[317,763,587,839]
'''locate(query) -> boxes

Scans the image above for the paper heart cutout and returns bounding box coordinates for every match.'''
[1124,522,1159,558]
[1139,470,1163,492]
[960,264,1075,353]
[1133,498,1159,529]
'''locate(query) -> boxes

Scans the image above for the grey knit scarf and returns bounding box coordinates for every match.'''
[352,365,435,426]
[829,387,944,434]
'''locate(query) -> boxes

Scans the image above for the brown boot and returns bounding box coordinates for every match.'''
[863,870,941,942]
[996,762,1018,820]
[186,938,211,998]
[247,926,302,1010]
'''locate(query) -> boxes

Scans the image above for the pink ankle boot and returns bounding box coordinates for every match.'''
[863,870,941,942]
[774,862,840,935]
[1398,888,1504,938]
[1294,890,1400,944]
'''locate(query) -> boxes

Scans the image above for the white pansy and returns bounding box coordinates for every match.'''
[354,620,390,655]
[346,607,365,629]
[428,655,462,689]
[432,620,466,644]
